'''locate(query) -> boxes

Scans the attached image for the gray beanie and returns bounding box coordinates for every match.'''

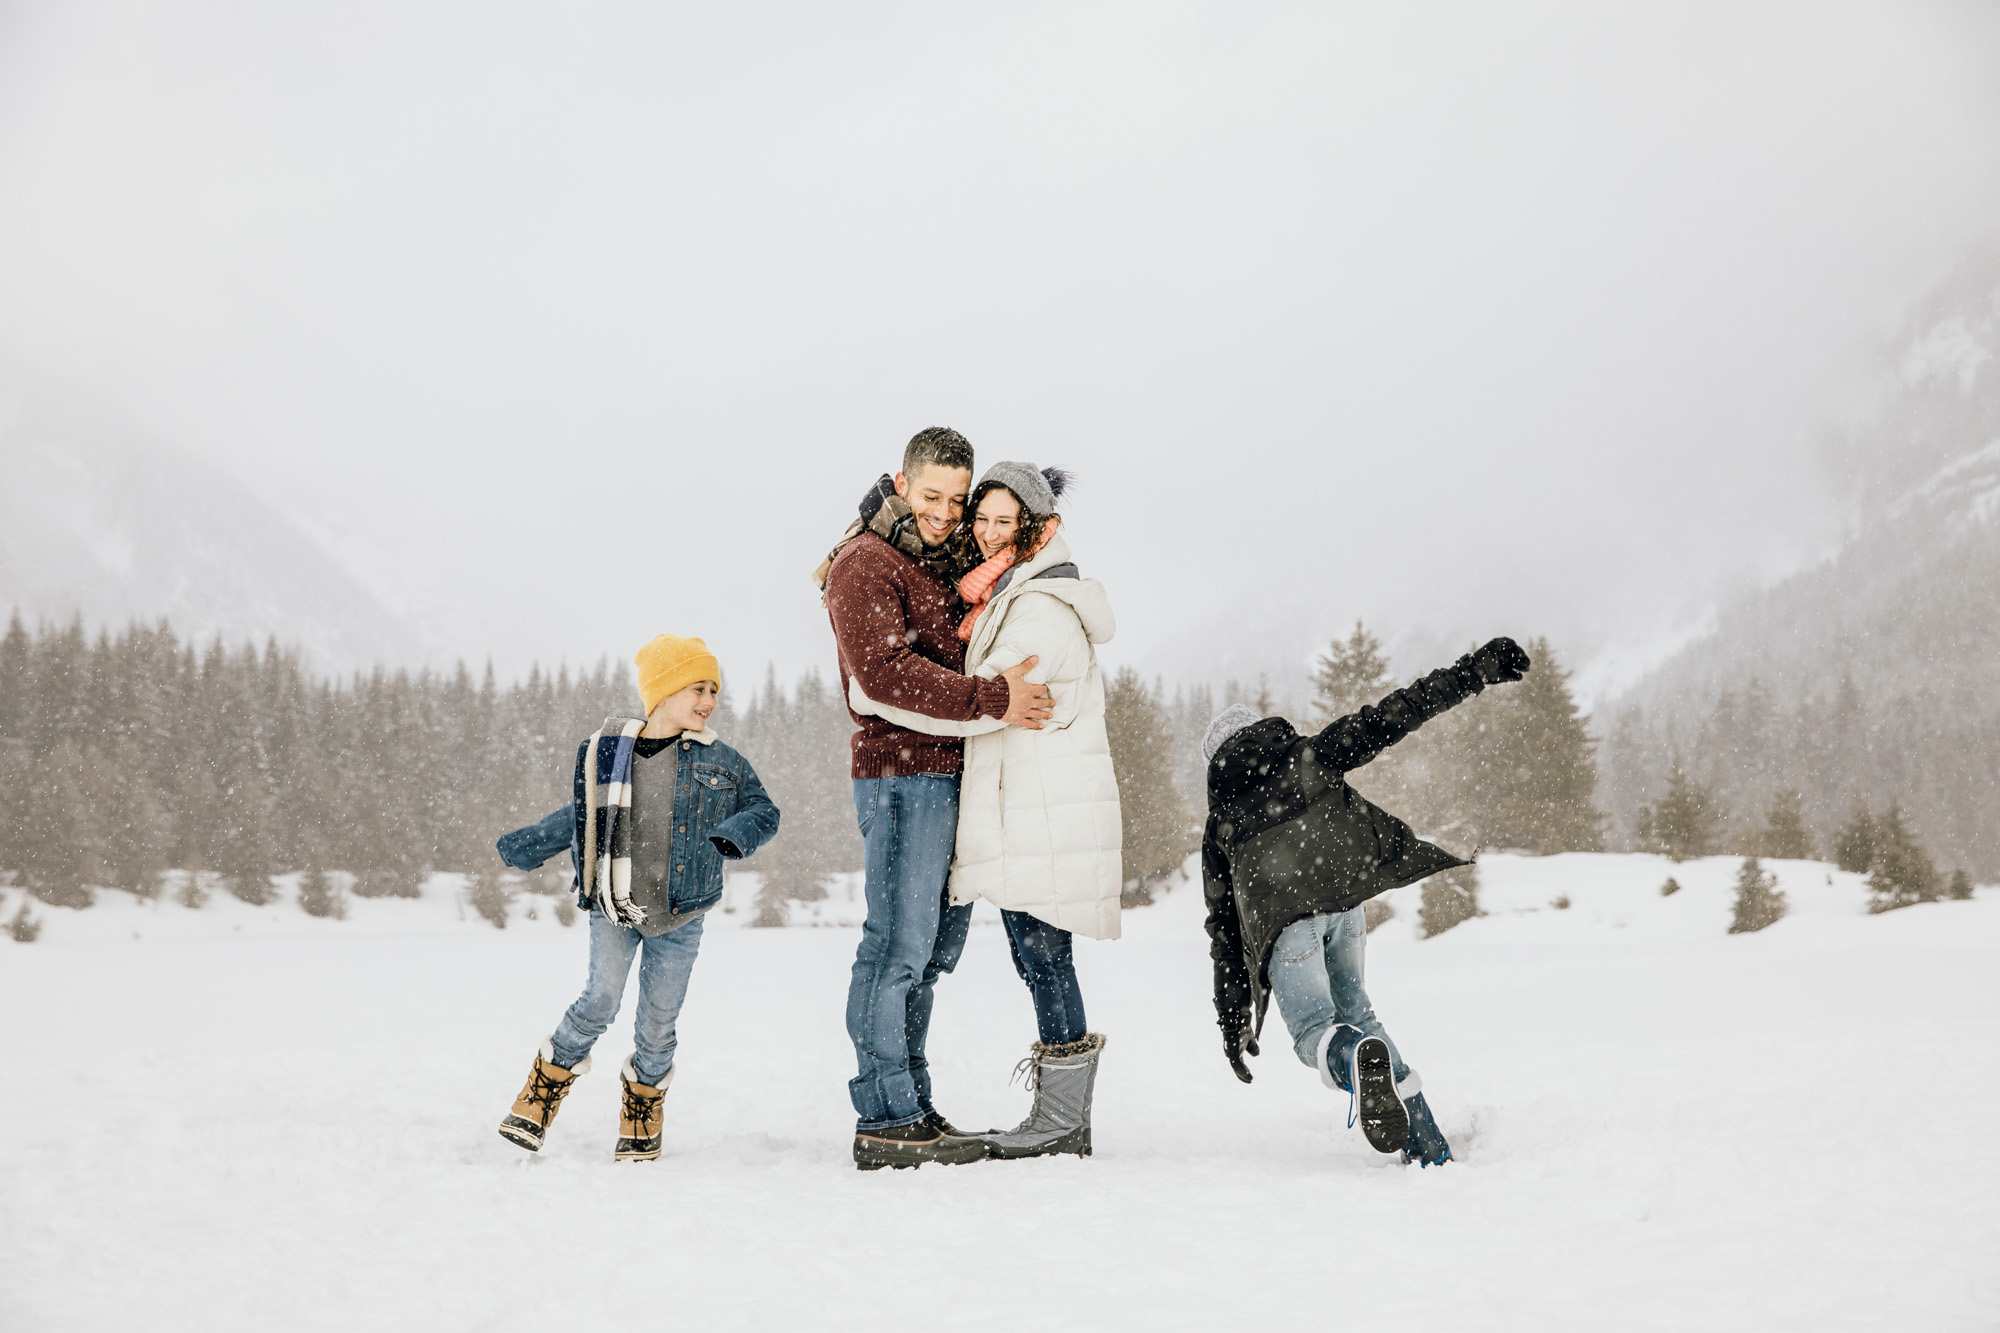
[1202,704,1263,765]
[976,461,1070,517]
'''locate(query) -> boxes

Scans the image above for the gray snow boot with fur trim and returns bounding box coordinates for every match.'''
[975,1033,1106,1160]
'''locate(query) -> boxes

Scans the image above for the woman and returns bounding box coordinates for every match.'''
[845,460,1122,1159]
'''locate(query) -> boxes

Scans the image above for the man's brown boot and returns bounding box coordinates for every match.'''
[853,1111,989,1171]
[498,1042,590,1152]
[615,1058,673,1162]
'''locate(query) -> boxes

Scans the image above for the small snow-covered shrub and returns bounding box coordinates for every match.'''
[298,866,345,920]
[1729,856,1787,934]
[1659,876,1682,897]
[1945,869,1974,901]
[1362,898,1395,933]
[1867,806,1939,914]
[553,897,577,927]
[9,897,41,942]
[1418,863,1480,938]
[226,873,277,907]
[352,868,423,900]
[467,872,512,930]
[176,871,212,910]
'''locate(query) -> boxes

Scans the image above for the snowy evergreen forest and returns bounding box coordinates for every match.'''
[2,609,1979,927]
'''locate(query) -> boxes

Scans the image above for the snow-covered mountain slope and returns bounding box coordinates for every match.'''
[4,853,1993,1331]
[0,360,422,673]
[1619,246,2000,715]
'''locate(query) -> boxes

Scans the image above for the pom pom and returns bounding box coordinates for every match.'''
[1041,466,1073,500]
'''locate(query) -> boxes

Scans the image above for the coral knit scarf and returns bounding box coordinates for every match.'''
[956,517,1059,642]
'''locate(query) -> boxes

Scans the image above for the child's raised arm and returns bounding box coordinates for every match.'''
[1308,637,1530,774]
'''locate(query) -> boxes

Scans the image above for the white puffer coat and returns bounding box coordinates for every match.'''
[847,530,1124,939]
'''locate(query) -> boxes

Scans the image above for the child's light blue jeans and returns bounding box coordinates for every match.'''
[549,908,705,1087]
[1267,907,1412,1086]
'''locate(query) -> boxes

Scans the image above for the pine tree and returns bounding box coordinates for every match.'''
[1310,622,1393,723]
[1447,638,1604,853]
[1637,757,1722,862]
[1104,667,1194,904]
[1866,803,1940,913]
[735,668,854,925]
[1417,863,1481,937]
[101,742,170,897]
[1832,802,1878,873]
[1757,789,1816,861]
[1728,856,1787,933]
[19,738,101,908]
[1945,868,1974,901]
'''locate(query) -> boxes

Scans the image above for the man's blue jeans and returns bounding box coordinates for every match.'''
[1267,907,1411,1085]
[549,909,705,1087]
[1001,909,1088,1045]
[846,775,972,1130]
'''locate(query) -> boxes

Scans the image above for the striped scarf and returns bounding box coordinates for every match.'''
[578,717,649,927]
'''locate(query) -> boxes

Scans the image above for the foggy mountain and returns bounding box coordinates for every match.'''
[1598,246,2000,874]
[0,359,423,674]
[1621,248,2000,715]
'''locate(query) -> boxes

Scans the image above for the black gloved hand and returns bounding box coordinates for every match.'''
[1468,636,1531,685]
[1223,1024,1260,1083]
[709,834,744,859]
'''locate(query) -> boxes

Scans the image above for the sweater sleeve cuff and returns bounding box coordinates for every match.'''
[974,676,1011,720]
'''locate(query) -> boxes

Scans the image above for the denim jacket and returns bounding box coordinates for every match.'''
[494,734,780,920]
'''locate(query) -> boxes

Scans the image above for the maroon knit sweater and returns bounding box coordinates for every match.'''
[824,531,1010,778]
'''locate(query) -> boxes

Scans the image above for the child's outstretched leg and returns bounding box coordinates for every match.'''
[498,907,642,1152]
[1322,906,1450,1165]
[1267,911,1428,1159]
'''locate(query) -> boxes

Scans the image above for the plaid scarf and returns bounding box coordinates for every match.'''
[812,473,959,595]
[578,717,648,927]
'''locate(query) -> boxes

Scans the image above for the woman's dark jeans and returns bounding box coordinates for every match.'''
[1001,909,1088,1045]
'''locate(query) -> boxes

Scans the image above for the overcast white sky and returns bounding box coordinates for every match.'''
[3,1,1999,702]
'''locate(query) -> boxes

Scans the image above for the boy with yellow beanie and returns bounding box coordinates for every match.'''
[494,634,780,1161]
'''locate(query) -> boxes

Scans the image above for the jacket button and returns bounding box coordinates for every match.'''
[679,826,686,833]
[676,866,684,873]
[682,742,690,750]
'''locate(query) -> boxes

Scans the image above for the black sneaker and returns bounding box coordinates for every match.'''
[1348,1036,1412,1154]
[853,1111,989,1171]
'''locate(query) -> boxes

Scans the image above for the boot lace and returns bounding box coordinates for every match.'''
[526,1061,573,1120]
[1009,1054,1041,1093]
[621,1079,658,1133]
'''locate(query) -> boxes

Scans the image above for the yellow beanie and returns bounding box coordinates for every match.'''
[634,635,722,716]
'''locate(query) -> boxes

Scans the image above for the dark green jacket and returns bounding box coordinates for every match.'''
[1201,660,1486,1039]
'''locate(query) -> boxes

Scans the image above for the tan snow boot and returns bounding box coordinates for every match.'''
[498,1041,590,1152]
[615,1058,673,1161]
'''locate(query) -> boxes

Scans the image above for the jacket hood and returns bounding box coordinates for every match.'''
[973,531,1116,650]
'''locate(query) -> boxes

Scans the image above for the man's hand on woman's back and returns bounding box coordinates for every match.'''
[999,657,1054,729]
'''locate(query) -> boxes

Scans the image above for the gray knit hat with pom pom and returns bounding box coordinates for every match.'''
[977,461,1071,517]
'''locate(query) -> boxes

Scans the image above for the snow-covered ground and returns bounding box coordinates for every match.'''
[3,854,1996,1331]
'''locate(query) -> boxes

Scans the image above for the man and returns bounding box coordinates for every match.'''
[818,426,1053,1170]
